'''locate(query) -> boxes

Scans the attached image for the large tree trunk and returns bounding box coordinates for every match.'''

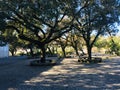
[11,51,14,56]
[10,49,15,56]
[41,46,46,63]
[87,45,92,61]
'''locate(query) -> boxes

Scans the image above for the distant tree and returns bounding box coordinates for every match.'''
[108,36,120,55]
[55,35,69,57]
[21,42,35,57]
[94,36,108,52]
[67,30,85,57]
[2,29,22,56]
[0,32,7,46]
[9,37,18,56]
[46,41,58,55]
[74,0,120,60]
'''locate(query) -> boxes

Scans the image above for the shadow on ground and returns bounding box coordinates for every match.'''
[0,56,120,90]
[23,57,120,90]
[0,56,63,90]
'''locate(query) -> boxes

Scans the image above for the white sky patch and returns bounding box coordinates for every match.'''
[116,25,120,36]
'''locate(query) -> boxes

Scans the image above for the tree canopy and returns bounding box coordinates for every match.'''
[0,0,120,62]
[74,0,120,60]
[0,0,89,62]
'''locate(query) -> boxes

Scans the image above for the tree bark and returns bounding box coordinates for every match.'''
[74,46,79,56]
[87,45,92,61]
[80,48,85,55]
[47,47,53,55]
[29,47,34,57]
[10,49,15,56]
[11,51,14,56]
[41,46,46,63]
[61,47,66,57]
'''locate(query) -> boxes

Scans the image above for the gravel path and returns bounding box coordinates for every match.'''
[0,57,120,90]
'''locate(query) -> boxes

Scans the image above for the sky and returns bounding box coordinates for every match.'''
[117,25,120,36]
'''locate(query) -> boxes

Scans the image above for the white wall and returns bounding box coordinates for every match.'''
[0,44,9,58]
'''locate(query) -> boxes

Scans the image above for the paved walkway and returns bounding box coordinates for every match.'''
[0,57,120,90]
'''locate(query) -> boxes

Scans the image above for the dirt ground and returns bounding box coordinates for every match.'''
[0,56,120,90]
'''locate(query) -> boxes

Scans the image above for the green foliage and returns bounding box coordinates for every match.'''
[0,32,7,46]
[109,37,120,55]
[0,0,74,40]
[0,0,77,61]
[2,30,20,55]
[94,36,120,56]
[0,12,7,30]
[0,0,120,61]
[94,36,108,49]
[74,0,120,60]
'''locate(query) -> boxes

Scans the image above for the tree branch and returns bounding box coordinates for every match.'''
[6,25,20,33]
